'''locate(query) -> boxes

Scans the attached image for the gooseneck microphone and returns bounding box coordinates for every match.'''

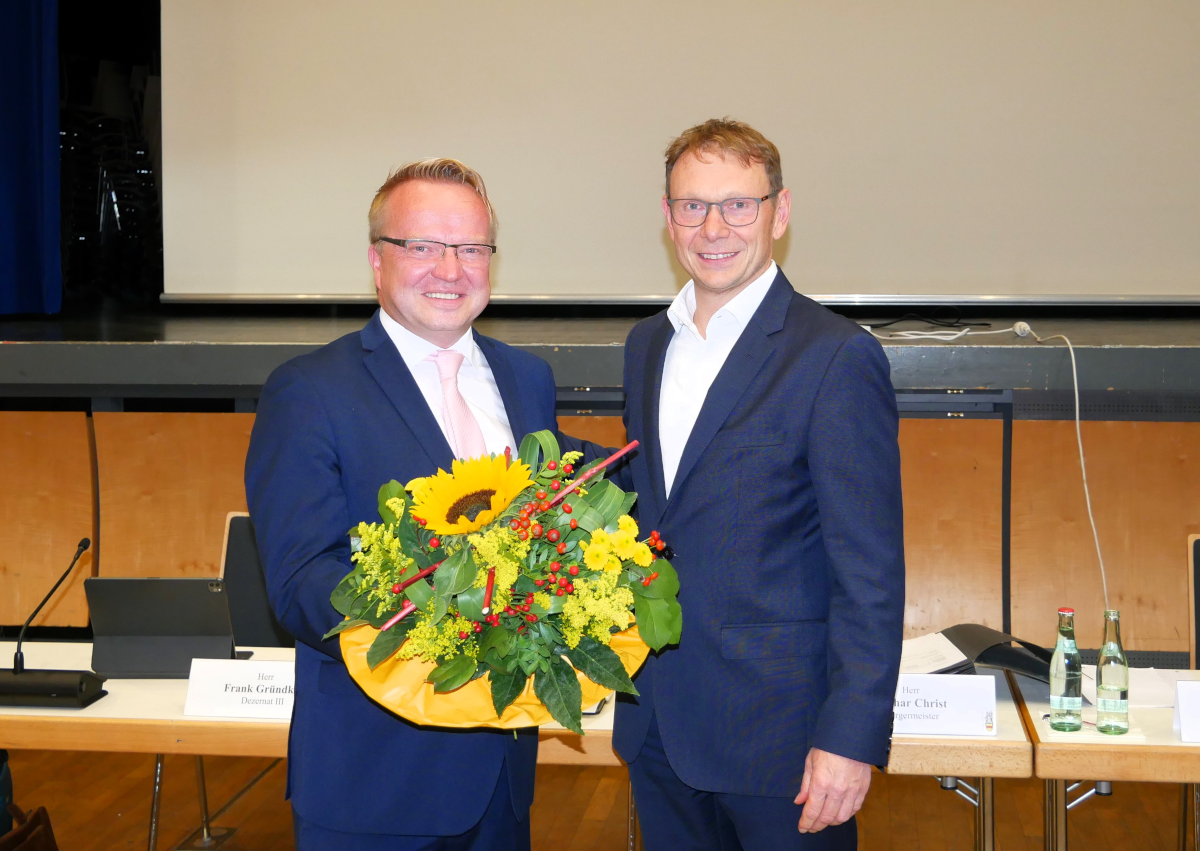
[13,537,90,675]
[1,537,108,708]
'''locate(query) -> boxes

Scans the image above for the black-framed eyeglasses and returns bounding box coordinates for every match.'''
[667,193,778,227]
[377,237,497,265]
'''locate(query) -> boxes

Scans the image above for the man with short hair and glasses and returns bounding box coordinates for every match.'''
[614,119,905,850]
[247,158,601,851]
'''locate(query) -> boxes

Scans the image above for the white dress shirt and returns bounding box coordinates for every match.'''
[378,310,518,458]
[659,261,778,496]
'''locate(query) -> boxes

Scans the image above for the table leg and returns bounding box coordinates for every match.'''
[174,756,235,850]
[1193,783,1199,851]
[627,778,639,851]
[974,777,994,851]
[147,754,164,851]
[1044,779,1067,851]
[1179,784,1189,851]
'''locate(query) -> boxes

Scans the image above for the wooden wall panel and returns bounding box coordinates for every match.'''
[1011,421,1200,652]
[898,418,1004,638]
[0,412,96,626]
[93,413,255,578]
[557,416,627,450]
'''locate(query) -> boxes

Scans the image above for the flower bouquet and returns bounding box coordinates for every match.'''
[324,431,682,733]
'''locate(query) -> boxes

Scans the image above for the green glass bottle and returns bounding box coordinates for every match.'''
[1049,607,1083,731]
[1096,609,1130,735]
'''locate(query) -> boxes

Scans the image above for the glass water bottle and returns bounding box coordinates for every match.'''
[1096,609,1130,734]
[1049,607,1083,731]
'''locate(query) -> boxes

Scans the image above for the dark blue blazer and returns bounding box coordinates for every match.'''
[245,312,565,836]
[612,270,905,797]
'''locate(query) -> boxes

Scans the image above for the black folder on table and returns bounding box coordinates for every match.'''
[939,623,1053,683]
[84,578,238,678]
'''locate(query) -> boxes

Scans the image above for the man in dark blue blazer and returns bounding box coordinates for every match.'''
[613,120,905,850]
[246,159,592,850]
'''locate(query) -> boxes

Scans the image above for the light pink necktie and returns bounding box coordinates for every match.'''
[427,349,488,460]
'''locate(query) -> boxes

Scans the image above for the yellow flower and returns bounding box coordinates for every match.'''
[468,527,527,613]
[583,543,609,571]
[384,497,406,522]
[407,455,533,536]
[610,529,638,561]
[560,571,635,648]
[632,543,654,568]
[605,554,623,573]
[588,529,612,553]
[617,516,638,536]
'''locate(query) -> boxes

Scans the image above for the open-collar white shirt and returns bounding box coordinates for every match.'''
[659,261,777,496]
[378,310,517,458]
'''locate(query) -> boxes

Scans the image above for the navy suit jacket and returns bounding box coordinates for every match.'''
[612,270,905,797]
[245,312,571,836]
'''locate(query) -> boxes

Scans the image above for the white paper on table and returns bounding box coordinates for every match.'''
[1174,681,1200,740]
[1083,665,1185,709]
[899,632,968,674]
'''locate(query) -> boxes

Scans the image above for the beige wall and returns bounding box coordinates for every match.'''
[162,0,1200,302]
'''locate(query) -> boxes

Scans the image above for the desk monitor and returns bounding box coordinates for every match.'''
[84,578,237,678]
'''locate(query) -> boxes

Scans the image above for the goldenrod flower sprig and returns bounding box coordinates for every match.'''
[326,430,683,734]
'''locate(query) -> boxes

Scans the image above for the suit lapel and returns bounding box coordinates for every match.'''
[666,273,793,505]
[641,315,673,526]
[360,312,455,471]
[475,332,528,448]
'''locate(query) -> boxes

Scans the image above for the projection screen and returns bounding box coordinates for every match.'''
[161,1,1200,304]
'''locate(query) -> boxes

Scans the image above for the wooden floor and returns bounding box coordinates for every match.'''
[4,749,1192,849]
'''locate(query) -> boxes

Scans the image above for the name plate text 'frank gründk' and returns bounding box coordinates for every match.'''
[184,658,294,719]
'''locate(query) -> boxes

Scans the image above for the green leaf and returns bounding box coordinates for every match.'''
[564,634,639,695]
[436,547,478,596]
[534,655,584,734]
[330,570,366,617]
[366,619,414,670]
[405,577,434,610]
[364,604,399,628]
[635,558,680,599]
[489,668,528,717]
[322,617,369,641]
[427,653,477,693]
[572,505,608,534]
[485,646,518,673]
[546,592,565,614]
[588,480,624,524]
[457,585,487,621]
[518,430,562,472]
[478,624,515,658]
[377,480,408,523]
[514,574,539,595]
[633,593,683,651]
[397,519,430,570]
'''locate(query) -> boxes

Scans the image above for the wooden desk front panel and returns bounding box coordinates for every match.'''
[1011,420,1200,652]
[0,412,96,626]
[93,413,255,578]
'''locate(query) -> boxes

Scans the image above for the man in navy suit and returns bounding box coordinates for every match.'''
[246,159,585,850]
[613,119,905,849]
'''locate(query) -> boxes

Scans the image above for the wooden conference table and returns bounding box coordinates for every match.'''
[1012,670,1200,851]
[0,643,1032,851]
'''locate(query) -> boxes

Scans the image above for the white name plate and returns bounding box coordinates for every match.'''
[1173,681,1200,741]
[893,673,997,736]
[184,658,295,719]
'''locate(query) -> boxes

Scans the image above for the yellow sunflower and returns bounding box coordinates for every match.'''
[406,455,533,536]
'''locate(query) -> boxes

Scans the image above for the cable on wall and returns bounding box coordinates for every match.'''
[864,318,1111,612]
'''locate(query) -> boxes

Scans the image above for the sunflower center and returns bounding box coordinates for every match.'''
[446,489,497,524]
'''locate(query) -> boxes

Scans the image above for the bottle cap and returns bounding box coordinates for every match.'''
[1058,607,1074,615]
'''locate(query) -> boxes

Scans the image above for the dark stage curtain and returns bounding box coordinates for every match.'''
[0,0,61,315]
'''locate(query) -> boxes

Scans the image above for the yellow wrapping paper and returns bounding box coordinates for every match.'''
[341,624,650,729]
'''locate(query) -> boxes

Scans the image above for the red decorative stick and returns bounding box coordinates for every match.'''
[546,440,639,509]
[481,567,497,614]
[394,559,444,594]
[380,600,417,632]
[504,446,512,468]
